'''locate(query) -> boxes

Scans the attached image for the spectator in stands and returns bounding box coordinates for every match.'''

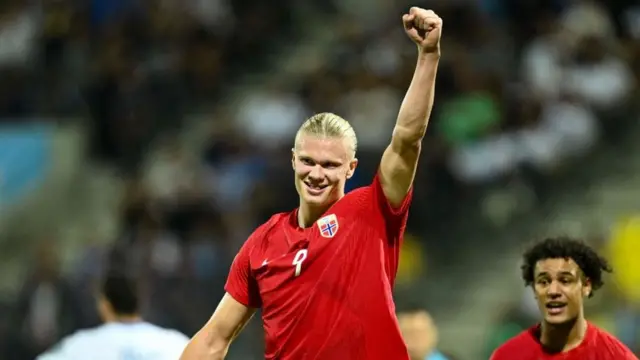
[12,242,80,359]
[397,303,449,360]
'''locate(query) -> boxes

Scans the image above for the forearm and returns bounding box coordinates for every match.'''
[180,330,229,360]
[393,51,440,145]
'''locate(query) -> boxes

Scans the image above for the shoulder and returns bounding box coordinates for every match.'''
[334,180,379,214]
[37,327,104,359]
[232,212,291,263]
[343,184,373,204]
[60,326,103,346]
[257,212,289,236]
[491,328,538,359]
[590,324,636,356]
[163,327,190,343]
[147,324,190,346]
[244,212,290,245]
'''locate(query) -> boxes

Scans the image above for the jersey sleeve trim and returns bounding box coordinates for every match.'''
[224,244,262,308]
[224,216,282,309]
[372,170,413,218]
[224,284,258,308]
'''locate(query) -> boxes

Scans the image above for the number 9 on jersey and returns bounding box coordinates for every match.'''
[292,249,308,276]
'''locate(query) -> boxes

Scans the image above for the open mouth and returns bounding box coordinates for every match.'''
[304,181,328,195]
[545,301,567,315]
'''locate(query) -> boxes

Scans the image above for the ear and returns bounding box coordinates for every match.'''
[346,158,358,179]
[291,148,296,170]
[97,296,114,322]
[582,278,592,298]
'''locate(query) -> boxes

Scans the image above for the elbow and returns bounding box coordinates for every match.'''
[206,342,229,358]
[181,329,231,360]
[392,125,426,150]
[393,124,427,144]
[203,330,231,358]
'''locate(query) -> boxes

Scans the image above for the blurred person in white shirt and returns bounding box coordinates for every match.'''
[36,271,189,360]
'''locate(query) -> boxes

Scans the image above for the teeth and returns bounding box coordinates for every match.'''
[546,303,565,308]
[305,183,324,189]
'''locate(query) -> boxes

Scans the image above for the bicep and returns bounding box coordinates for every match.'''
[180,294,255,359]
[379,138,421,208]
[204,293,256,343]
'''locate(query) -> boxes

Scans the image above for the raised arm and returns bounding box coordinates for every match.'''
[379,7,442,207]
[180,293,256,360]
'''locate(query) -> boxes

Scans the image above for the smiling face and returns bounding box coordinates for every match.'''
[533,258,591,325]
[292,134,357,210]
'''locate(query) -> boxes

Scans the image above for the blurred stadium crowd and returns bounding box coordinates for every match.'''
[0,0,639,359]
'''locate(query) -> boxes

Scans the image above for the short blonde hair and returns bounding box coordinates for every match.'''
[294,112,358,158]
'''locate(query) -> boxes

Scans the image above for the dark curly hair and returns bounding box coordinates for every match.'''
[520,236,613,297]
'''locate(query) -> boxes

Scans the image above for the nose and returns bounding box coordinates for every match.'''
[547,281,562,297]
[308,165,324,181]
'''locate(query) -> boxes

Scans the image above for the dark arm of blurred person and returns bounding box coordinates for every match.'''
[179,293,256,360]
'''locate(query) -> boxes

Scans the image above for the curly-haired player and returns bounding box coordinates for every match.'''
[491,237,637,360]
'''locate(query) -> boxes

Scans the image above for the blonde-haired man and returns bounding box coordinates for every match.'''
[181,7,442,360]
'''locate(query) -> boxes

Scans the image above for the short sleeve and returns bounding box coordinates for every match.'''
[36,346,66,360]
[371,171,413,224]
[489,344,512,360]
[599,334,638,359]
[36,336,75,360]
[486,331,533,360]
[368,171,414,284]
[224,236,262,309]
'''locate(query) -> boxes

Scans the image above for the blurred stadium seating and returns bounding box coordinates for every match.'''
[0,0,639,359]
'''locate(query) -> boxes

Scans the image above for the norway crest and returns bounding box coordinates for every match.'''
[317,214,339,238]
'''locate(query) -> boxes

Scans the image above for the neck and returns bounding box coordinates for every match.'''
[298,203,327,228]
[540,316,587,352]
[108,314,142,323]
[297,188,345,228]
[411,352,430,360]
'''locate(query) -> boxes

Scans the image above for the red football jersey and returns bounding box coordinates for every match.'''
[225,173,412,360]
[491,322,638,360]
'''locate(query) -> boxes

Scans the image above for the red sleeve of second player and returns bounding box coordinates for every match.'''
[593,329,639,359]
[489,346,509,360]
[489,332,534,360]
[224,235,262,309]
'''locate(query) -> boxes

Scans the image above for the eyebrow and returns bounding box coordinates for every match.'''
[536,271,576,278]
[299,156,343,165]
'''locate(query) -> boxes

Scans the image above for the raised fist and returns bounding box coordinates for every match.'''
[402,7,442,53]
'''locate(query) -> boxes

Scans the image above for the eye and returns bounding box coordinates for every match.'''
[559,277,574,285]
[301,158,314,166]
[536,278,550,286]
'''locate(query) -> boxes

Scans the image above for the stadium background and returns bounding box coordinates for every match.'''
[0,0,639,358]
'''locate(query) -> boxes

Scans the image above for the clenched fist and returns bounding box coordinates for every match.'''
[403,7,442,54]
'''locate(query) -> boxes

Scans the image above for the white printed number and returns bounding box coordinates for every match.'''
[292,249,308,277]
